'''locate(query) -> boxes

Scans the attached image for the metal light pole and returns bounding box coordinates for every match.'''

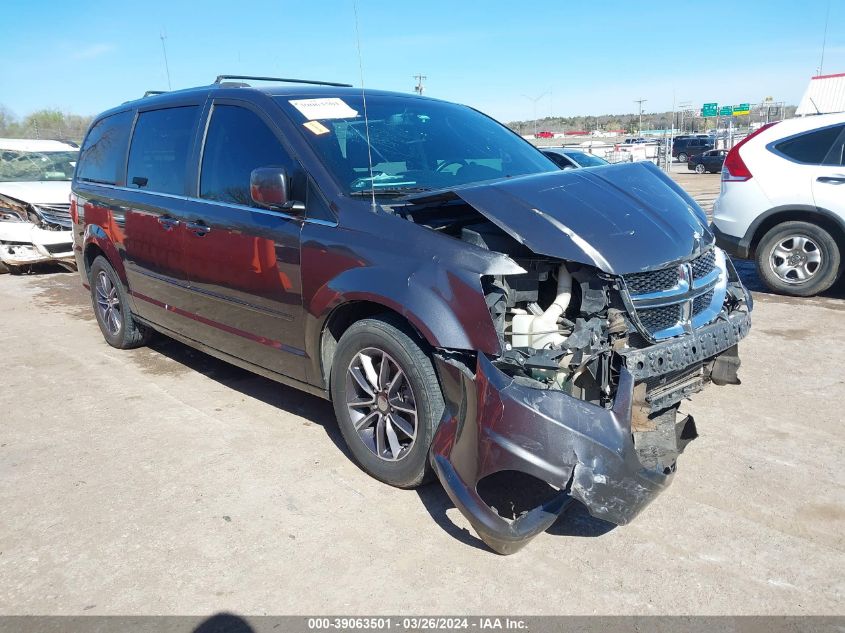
[522,92,549,137]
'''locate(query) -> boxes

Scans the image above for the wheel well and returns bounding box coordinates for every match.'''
[750,210,845,257]
[320,301,427,391]
[83,243,105,277]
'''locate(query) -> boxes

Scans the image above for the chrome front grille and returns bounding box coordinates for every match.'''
[622,248,728,342]
[37,204,72,229]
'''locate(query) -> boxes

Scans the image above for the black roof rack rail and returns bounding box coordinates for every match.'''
[213,74,353,88]
[143,90,167,97]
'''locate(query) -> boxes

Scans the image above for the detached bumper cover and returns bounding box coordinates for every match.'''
[430,309,752,555]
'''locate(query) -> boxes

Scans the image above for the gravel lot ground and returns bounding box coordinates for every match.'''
[1,173,843,615]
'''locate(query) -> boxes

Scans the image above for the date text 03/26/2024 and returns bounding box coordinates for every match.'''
[307,617,528,630]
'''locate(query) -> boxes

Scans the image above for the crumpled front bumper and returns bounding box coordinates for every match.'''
[430,309,752,555]
[0,222,75,267]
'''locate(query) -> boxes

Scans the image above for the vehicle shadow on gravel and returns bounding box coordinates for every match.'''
[415,478,616,553]
[143,337,351,459]
[140,337,616,553]
[142,337,617,553]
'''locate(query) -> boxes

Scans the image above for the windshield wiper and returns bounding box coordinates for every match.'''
[349,186,431,197]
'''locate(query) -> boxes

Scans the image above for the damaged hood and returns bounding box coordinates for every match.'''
[0,180,71,206]
[406,162,713,275]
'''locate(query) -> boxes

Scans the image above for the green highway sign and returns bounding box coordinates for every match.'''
[701,102,718,117]
[733,103,751,115]
[719,106,733,116]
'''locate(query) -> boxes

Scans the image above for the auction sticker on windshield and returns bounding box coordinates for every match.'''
[289,98,358,120]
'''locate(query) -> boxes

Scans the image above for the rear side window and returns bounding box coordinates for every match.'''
[200,104,298,206]
[77,111,133,185]
[127,106,198,195]
[775,124,845,166]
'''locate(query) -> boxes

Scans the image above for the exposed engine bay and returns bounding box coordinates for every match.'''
[398,200,748,418]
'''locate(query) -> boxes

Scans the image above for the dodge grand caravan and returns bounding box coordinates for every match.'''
[71,76,752,554]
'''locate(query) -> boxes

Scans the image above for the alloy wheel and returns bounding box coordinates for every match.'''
[95,270,122,335]
[769,234,822,284]
[345,347,418,462]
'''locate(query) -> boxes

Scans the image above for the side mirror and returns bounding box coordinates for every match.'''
[249,167,304,213]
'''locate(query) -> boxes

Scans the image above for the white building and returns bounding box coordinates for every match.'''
[796,72,845,115]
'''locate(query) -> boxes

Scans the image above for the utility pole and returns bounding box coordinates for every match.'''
[160,31,172,91]
[678,101,692,134]
[522,92,549,137]
[413,74,427,95]
[634,98,647,135]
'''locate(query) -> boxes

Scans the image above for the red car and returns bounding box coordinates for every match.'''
[534,131,554,138]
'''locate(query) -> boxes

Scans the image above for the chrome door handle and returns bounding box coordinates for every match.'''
[157,216,180,230]
[817,176,845,184]
[185,221,212,236]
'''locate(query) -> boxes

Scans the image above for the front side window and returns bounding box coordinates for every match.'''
[200,105,296,206]
[276,94,556,196]
[76,110,133,185]
[775,124,845,166]
[127,106,198,195]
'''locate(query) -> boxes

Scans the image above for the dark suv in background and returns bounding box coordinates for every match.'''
[672,136,715,162]
[71,76,752,554]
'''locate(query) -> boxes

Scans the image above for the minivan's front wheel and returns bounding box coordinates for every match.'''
[330,316,444,488]
[755,221,841,296]
[678,152,688,162]
[695,163,706,174]
[89,255,153,349]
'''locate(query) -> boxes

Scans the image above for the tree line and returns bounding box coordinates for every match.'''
[0,105,93,145]
[507,104,797,135]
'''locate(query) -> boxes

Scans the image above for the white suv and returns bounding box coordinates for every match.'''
[712,113,845,296]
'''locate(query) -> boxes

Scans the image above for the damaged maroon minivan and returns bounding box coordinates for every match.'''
[71,76,752,554]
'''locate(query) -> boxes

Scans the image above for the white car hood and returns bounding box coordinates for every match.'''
[0,180,71,205]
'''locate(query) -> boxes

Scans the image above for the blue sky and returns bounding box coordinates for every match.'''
[1,0,842,122]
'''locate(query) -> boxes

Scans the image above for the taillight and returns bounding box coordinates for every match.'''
[722,121,780,182]
[69,192,79,224]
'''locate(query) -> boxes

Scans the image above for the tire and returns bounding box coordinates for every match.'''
[755,221,841,297]
[678,152,688,162]
[330,315,444,489]
[695,163,706,174]
[0,261,8,275]
[89,255,153,349]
